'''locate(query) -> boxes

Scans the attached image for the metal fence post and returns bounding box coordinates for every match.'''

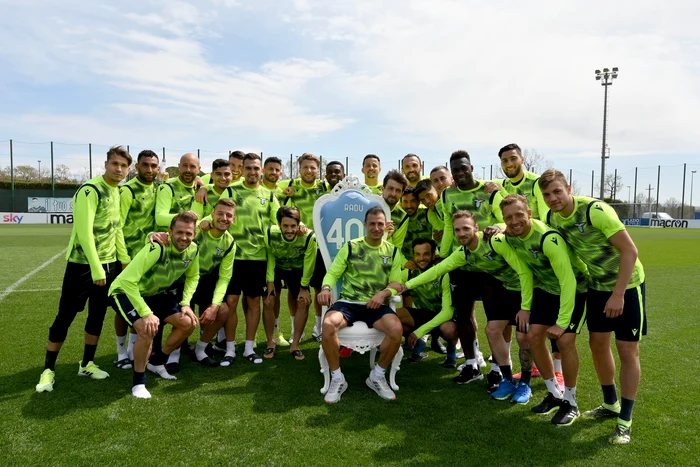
[50,141,55,197]
[681,163,687,219]
[655,165,661,214]
[633,167,638,218]
[10,139,14,212]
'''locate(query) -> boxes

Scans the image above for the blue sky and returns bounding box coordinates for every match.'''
[1,0,699,203]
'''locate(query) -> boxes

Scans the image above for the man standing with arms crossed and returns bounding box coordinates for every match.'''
[539,169,646,444]
[108,212,200,398]
[36,146,132,393]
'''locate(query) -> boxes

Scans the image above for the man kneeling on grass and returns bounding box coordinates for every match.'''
[108,212,200,399]
[317,206,404,404]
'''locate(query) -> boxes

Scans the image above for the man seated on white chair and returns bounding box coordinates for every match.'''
[317,206,405,404]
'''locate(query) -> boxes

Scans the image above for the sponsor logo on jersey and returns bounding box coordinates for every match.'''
[551,237,558,245]
[632,328,638,336]
[380,255,390,265]
[569,323,575,330]
[574,222,586,233]
[85,189,91,197]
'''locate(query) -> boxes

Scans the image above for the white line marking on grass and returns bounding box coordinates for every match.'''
[11,288,62,293]
[0,248,67,302]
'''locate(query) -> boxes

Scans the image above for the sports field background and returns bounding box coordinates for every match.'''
[0,225,698,466]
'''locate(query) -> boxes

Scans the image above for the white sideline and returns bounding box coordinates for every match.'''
[0,248,67,302]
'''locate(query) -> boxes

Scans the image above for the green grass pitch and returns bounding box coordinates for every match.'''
[0,225,698,466]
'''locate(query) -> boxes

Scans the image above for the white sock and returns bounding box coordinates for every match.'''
[225,340,236,358]
[545,378,564,399]
[274,318,279,332]
[132,384,151,399]
[244,340,255,356]
[167,348,180,364]
[127,333,138,359]
[553,358,563,373]
[473,339,482,358]
[564,386,578,407]
[217,328,226,342]
[490,361,501,374]
[195,340,208,361]
[116,335,127,359]
[372,365,386,379]
[315,316,322,331]
[331,368,343,380]
[466,358,477,370]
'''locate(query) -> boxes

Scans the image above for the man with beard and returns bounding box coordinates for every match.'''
[382,170,409,230]
[389,211,535,401]
[539,169,646,444]
[113,149,160,369]
[209,153,279,365]
[155,153,200,231]
[262,156,285,200]
[500,194,589,426]
[263,207,317,360]
[36,146,132,393]
[402,154,429,188]
[361,154,383,194]
[318,206,404,404]
[391,239,459,367]
[440,150,505,378]
[108,212,200,398]
[279,153,329,341]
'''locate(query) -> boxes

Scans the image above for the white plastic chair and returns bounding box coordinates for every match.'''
[312,176,404,395]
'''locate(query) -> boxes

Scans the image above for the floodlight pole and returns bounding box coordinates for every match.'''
[595,67,618,200]
[691,170,697,216]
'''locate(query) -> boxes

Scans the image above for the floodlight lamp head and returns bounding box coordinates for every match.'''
[603,68,610,73]
[595,69,601,74]
[612,67,619,72]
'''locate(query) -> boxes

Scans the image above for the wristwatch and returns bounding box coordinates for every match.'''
[321,285,331,292]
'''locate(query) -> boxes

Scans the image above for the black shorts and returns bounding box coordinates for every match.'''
[309,250,326,289]
[481,276,521,324]
[327,301,396,328]
[110,289,183,327]
[192,271,219,310]
[274,267,303,298]
[448,269,485,322]
[406,307,439,329]
[586,283,647,342]
[226,259,266,298]
[58,261,119,314]
[529,288,587,334]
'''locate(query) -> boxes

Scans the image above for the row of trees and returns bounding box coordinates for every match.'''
[0,165,90,184]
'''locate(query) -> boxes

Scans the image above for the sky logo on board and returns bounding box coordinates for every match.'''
[2,214,23,224]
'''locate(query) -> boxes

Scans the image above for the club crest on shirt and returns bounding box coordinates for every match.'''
[258,197,268,206]
[315,188,321,195]
[183,259,192,267]
[474,199,485,208]
[574,222,586,233]
[523,193,530,199]
[380,255,390,265]
[529,248,540,259]
[294,247,303,254]
[215,247,225,257]
[431,280,440,289]
[483,251,494,261]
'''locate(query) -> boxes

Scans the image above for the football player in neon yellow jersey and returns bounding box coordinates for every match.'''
[539,169,645,444]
